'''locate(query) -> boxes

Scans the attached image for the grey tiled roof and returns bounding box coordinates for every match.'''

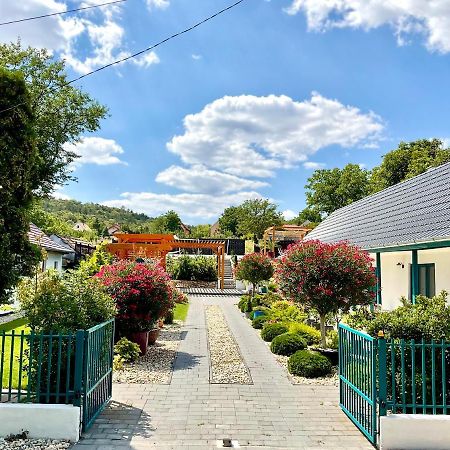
[28,224,74,254]
[305,162,450,250]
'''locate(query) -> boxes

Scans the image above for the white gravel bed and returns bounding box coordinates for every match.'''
[275,354,339,386]
[113,322,182,384]
[0,438,70,450]
[205,305,252,384]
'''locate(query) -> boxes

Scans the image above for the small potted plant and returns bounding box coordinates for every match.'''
[96,259,174,355]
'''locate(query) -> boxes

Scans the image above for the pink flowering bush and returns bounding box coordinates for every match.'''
[275,240,377,347]
[95,259,174,334]
[235,253,274,296]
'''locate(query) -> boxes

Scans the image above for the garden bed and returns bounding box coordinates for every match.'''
[205,306,252,384]
[113,322,182,384]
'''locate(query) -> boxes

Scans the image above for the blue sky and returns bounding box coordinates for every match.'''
[3,0,450,223]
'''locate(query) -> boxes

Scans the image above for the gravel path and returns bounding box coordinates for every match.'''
[205,305,252,384]
[0,438,70,450]
[113,322,182,384]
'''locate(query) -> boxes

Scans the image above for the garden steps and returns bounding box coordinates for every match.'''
[179,287,243,296]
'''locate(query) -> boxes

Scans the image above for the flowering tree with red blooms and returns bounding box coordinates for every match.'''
[235,253,274,297]
[95,259,174,335]
[275,240,377,348]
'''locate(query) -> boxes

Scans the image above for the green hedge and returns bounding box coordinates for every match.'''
[261,323,288,342]
[167,255,217,282]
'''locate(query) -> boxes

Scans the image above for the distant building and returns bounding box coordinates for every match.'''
[210,221,220,236]
[50,235,96,267]
[73,222,91,232]
[28,224,74,272]
[180,222,191,235]
[107,223,122,236]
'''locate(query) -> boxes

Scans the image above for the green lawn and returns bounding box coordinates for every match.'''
[174,302,189,321]
[0,317,30,390]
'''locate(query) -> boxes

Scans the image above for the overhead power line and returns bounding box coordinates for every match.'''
[0,0,247,115]
[0,0,128,26]
[68,0,247,83]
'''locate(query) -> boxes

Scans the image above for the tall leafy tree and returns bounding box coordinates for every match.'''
[305,164,370,216]
[237,199,284,239]
[369,139,450,193]
[0,68,41,303]
[0,42,108,196]
[218,206,241,236]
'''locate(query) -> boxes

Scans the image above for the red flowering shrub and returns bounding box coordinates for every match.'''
[275,240,377,347]
[235,253,274,296]
[95,259,174,333]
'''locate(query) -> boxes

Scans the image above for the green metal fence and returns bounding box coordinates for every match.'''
[0,319,114,431]
[338,324,378,444]
[339,324,450,447]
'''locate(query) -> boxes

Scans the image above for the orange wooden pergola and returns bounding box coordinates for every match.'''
[106,234,226,289]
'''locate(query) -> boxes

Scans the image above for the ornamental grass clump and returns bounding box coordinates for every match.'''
[235,253,274,297]
[275,240,377,348]
[96,259,174,335]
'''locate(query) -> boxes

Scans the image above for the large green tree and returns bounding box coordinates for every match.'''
[237,199,284,239]
[218,206,241,236]
[305,163,370,216]
[369,139,450,193]
[0,68,41,303]
[0,42,108,196]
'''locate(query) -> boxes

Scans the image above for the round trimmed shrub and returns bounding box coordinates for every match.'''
[288,350,332,378]
[270,333,306,356]
[261,323,288,342]
[252,315,268,329]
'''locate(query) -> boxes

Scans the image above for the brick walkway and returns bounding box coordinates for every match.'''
[74,297,372,449]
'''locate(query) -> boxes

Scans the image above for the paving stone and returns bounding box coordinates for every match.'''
[74,296,372,449]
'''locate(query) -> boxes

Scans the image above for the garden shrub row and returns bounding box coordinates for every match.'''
[167,255,217,282]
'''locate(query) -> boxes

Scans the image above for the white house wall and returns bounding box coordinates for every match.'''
[370,247,450,310]
[45,252,63,273]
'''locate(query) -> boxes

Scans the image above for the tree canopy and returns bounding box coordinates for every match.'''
[218,199,283,239]
[0,68,41,303]
[369,139,450,193]
[305,164,370,217]
[0,42,108,196]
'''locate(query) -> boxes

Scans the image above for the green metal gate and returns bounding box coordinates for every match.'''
[338,323,378,444]
[75,319,115,431]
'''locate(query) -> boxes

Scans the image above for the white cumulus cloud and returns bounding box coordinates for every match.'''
[285,0,450,53]
[303,161,326,170]
[0,0,160,74]
[103,191,263,220]
[167,93,383,178]
[156,165,269,195]
[146,0,170,10]
[283,209,297,220]
[66,137,127,167]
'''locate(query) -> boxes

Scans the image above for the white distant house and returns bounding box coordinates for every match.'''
[305,162,450,310]
[73,222,91,232]
[28,224,74,272]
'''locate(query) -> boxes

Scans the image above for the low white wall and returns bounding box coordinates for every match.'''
[380,414,450,450]
[0,403,80,442]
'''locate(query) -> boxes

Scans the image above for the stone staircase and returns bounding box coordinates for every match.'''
[223,257,236,290]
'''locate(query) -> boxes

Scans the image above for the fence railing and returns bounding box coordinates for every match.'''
[380,337,450,415]
[0,319,114,431]
[0,330,79,404]
[339,324,450,447]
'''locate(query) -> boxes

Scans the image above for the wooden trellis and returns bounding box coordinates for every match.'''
[106,234,226,289]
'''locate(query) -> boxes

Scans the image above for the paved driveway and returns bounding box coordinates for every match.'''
[74,296,373,449]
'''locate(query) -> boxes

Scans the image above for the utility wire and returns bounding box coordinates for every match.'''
[0,0,247,115]
[68,0,246,83]
[0,0,128,26]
